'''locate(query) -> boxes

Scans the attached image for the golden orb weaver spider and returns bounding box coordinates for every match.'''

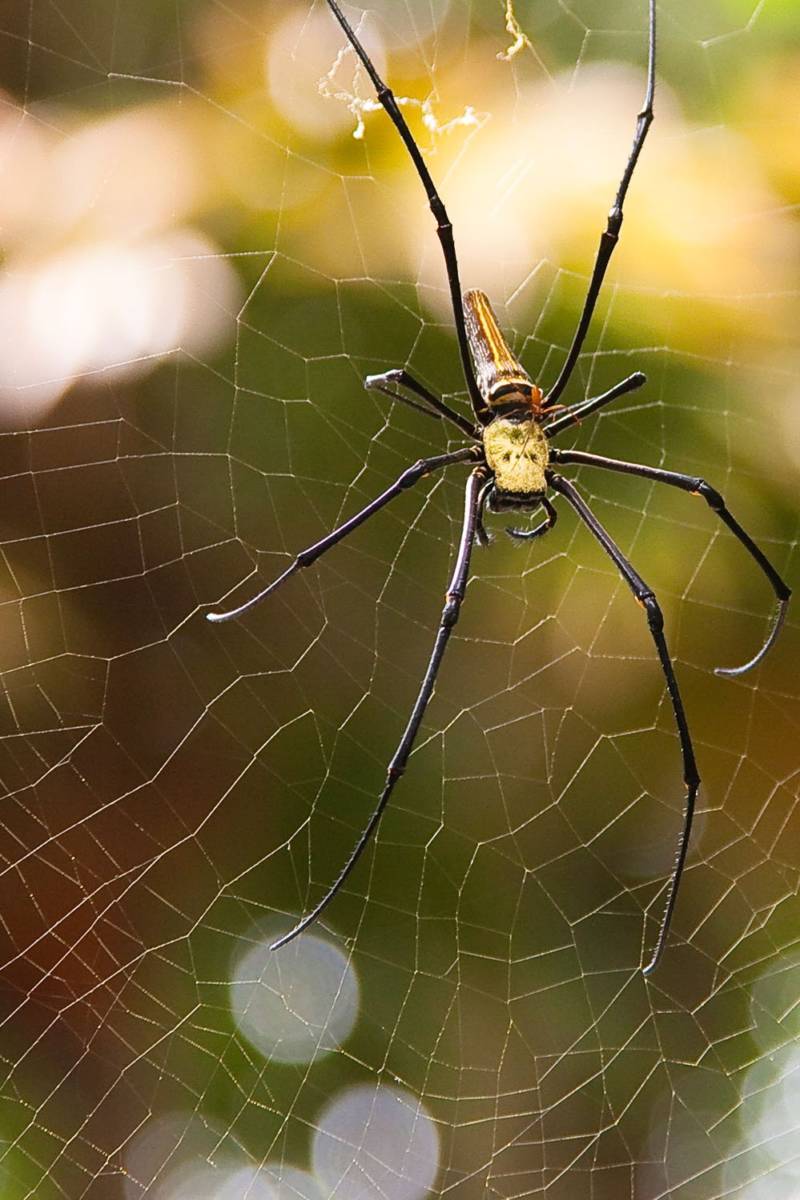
[209,0,790,975]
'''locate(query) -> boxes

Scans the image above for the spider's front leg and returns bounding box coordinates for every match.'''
[543,0,656,408]
[324,0,484,418]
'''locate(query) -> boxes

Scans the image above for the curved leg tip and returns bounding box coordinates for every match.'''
[269,932,293,952]
[270,922,308,951]
[642,929,669,977]
[206,601,256,624]
[505,525,530,542]
[714,665,744,679]
[270,903,330,950]
[204,571,294,625]
[714,597,789,678]
[505,520,553,543]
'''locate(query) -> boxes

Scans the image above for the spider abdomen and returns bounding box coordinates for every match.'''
[484,417,549,499]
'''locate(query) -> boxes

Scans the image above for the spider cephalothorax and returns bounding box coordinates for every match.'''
[483,416,549,501]
[208,0,790,975]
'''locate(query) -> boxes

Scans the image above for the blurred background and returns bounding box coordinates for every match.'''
[0,0,798,1196]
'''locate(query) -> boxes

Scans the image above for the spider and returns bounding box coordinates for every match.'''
[208,0,790,975]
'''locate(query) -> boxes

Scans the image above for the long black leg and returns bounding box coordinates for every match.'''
[271,465,488,950]
[365,369,480,440]
[551,449,791,675]
[544,372,646,440]
[207,446,479,623]
[506,495,558,541]
[548,470,699,976]
[544,0,656,408]
[324,0,484,420]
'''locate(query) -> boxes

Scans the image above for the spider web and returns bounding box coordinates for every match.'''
[0,1,798,1197]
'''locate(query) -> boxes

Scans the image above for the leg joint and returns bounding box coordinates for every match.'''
[641,591,663,631]
[607,207,623,236]
[694,479,724,511]
[402,460,428,487]
[442,594,461,628]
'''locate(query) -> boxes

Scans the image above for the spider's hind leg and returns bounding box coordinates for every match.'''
[270,465,488,951]
[548,470,700,976]
[506,495,558,542]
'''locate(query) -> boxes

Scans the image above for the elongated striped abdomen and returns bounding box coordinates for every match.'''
[464,290,542,411]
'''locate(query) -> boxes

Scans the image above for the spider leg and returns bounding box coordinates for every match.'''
[207,446,480,623]
[551,449,791,675]
[475,478,494,546]
[324,0,484,420]
[365,369,480,440]
[544,0,656,408]
[548,470,700,977]
[271,465,488,951]
[506,495,558,541]
[544,372,646,439]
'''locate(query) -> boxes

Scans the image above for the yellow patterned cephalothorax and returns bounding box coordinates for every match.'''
[483,418,549,497]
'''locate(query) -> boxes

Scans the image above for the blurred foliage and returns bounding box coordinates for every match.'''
[0,1,797,1198]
